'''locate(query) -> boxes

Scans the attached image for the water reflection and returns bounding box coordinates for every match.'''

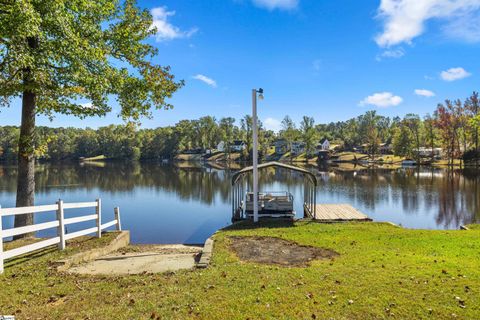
[0,162,479,243]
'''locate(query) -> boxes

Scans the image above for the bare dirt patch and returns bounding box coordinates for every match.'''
[229,236,339,267]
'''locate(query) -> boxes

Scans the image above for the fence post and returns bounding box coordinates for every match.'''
[114,207,122,231]
[0,205,4,274]
[56,200,66,250]
[96,198,102,238]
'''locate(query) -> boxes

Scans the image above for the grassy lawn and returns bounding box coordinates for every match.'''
[433,159,463,167]
[81,155,107,161]
[378,154,405,163]
[175,153,204,161]
[333,152,369,162]
[333,152,406,164]
[1,222,479,319]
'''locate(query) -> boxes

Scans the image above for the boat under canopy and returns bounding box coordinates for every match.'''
[231,161,317,221]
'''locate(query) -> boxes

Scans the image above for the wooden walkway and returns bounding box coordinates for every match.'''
[310,204,371,222]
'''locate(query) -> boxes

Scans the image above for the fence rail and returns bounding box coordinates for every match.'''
[0,199,121,274]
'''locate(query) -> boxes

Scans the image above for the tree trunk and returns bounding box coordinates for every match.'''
[14,89,36,237]
[476,127,479,168]
[430,133,435,163]
[14,37,38,238]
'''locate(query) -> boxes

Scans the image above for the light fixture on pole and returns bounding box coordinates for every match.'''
[252,88,263,223]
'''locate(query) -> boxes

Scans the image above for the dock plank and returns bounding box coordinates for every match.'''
[312,204,370,222]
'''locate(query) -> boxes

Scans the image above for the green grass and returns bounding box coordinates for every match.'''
[333,152,406,164]
[1,222,479,319]
[465,224,480,230]
[334,152,368,162]
[81,155,107,161]
[433,159,463,167]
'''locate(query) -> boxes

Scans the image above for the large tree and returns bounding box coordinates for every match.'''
[423,113,438,162]
[218,117,236,159]
[434,100,462,165]
[0,0,183,233]
[465,92,480,165]
[280,115,298,155]
[358,111,381,160]
[403,114,422,162]
[300,116,317,158]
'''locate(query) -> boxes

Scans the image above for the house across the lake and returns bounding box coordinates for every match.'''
[231,140,246,152]
[379,143,393,154]
[414,147,443,158]
[217,141,225,152]
[291,142,305,155]
[274,139,288,155]
[317,138,330,152]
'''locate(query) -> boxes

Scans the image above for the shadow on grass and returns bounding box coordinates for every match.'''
[4,246,58,269]
[223,219,295,231]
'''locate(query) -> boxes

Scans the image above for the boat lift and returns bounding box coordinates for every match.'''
[231,161,317,221]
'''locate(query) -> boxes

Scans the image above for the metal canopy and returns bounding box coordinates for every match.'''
[231,161,317,220]
[231,161,317,186]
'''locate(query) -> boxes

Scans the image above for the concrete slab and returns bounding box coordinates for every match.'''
[55,231,130,272]
[197,237,214,268]
[68,244,202,275]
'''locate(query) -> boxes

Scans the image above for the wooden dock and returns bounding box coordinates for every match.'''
[306,204,371,222]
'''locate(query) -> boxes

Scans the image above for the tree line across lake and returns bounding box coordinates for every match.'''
[1,92,479,164]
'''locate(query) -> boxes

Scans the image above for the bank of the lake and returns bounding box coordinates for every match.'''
[1,221,479,319]
[1,162,479,245]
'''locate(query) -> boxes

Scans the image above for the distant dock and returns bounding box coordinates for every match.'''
[305,204,371,222]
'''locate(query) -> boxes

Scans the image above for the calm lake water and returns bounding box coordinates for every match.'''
[1,162,479,244]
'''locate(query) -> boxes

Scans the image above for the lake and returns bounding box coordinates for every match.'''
[1,162,479,244]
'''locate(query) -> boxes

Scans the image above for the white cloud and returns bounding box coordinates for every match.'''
[414,89,436,97]
[376,48,405,61]
[359,92,403,108]
[80,102,96,110]
[264,117,282,132]
[375,0,480,47]
[151,7,198,42]
[252,0,299,10]
[192,74,217,87]
[444,11,480,42]
[440,67,471,81]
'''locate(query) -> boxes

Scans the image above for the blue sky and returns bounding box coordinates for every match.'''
[1,0,479,131]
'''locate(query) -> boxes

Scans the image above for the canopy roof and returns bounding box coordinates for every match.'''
[231,161,317,186]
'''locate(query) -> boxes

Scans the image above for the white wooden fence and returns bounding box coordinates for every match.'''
[0,199,121,274]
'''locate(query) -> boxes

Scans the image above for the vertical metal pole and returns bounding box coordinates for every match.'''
[56,200,66,250]
[240,181,244,211]
[234,184,237,215]
[114,207,122,231]
[311,186,314,215]
[310,185,313,216]
[305,183,308,215]
[313,183,317,219]
[96,198,102,238]
[231,185,234,219]
[242,177,246,218]
[304,183,307,218]
[252,89,259,223]
[0,205,4,274]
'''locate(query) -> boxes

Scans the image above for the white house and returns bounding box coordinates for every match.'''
[217,141,225,152]
[414,147,443,158]
[231,140,247,152]
[317,138,330,151]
